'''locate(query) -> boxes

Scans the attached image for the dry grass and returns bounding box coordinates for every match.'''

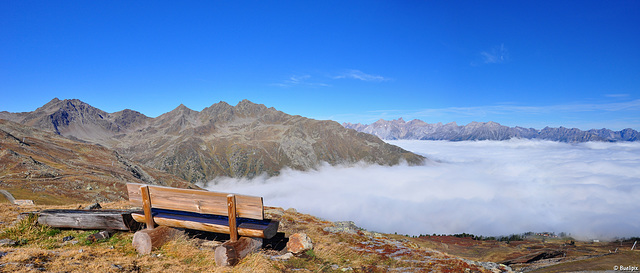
[2,202,636,272]
[527,250,640,273]
[0,203,501,272]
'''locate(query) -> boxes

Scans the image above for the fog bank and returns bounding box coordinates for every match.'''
[205,139,640,239]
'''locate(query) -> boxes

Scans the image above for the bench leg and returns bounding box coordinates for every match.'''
[141,185,155,230]
[227,194,238,242]
[132,226,184,255]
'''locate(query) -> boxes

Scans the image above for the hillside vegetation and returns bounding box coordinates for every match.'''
[0,119,193,203]
[0,202,503,272]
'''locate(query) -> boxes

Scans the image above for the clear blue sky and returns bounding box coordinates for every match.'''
[2,1,639,130]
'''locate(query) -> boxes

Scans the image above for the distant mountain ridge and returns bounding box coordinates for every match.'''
[0,98,151,142]
[1,99,424,183]
[343,118,639,142]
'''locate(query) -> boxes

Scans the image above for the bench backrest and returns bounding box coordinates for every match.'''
[126,183,264,220]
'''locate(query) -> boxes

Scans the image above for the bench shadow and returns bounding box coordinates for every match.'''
[183,229,289,251]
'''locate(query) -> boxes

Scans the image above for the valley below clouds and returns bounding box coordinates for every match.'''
[205,139,640,240]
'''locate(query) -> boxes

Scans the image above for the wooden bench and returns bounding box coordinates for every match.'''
[126,183,278,241]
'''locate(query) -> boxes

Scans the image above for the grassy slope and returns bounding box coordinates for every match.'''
[528,251,640,273]
[0,202,495,272]
[1,201,637,272]
[0,119,194,205]
[414,235,639,272]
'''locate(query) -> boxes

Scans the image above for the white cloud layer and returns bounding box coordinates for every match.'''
[205,139,640,239]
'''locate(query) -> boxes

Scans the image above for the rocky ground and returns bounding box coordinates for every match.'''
[0,198,638,272]
[0,200,511,272]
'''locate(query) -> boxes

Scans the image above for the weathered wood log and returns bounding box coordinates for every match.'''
[0,190,30,205]
[132,226,184,255]
[501,250,565,265]
[36,209,141,231]
[14,200,34,206]
[0,190,16,204]
[214,237,263,266]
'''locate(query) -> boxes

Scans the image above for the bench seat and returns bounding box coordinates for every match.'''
[131,208,279,239]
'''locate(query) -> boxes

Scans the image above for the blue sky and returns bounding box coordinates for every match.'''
[2,1,639,130]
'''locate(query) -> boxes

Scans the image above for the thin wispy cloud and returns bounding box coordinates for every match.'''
[272,69,390,87]
[271,75,330,88]
[605,93,630,98]
[333,69,391,82]
[345,100,640,120]
[474,44,509,65]
[412,100,640,118]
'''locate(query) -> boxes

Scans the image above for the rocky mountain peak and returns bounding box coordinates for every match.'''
[234,99,269,117]
[200,101,235,123]
[111,109,149,130]
[406,119,426,126]
[17,98,111,136]
[344,118,639,142]
[41,97,61,108]
[164,104,198,117]
[3,99,150,141]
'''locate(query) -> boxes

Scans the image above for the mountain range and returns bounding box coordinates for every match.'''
[343,118,639,142]
[1,99,424,184]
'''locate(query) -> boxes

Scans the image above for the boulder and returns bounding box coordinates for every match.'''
[287,233,313,254]
[84,203,102,210]
[270,252,294,261]
[323,221,360,234]
[0,239,17,247]
[87,230,111,242]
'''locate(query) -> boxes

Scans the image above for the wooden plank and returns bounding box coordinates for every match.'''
[36,209,141,231]
[140,185,155,230]
[127,183,264,220]
[227,194,238,242]
[240,220,279,240]
[131,212,275,239]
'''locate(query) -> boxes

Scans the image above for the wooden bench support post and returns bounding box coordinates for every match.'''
[227,194,238,242]
[132,226,184,255]
[140,185,155,230]
[214,237,263,266]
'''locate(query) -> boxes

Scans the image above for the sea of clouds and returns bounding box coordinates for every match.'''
[204,139,640,240]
